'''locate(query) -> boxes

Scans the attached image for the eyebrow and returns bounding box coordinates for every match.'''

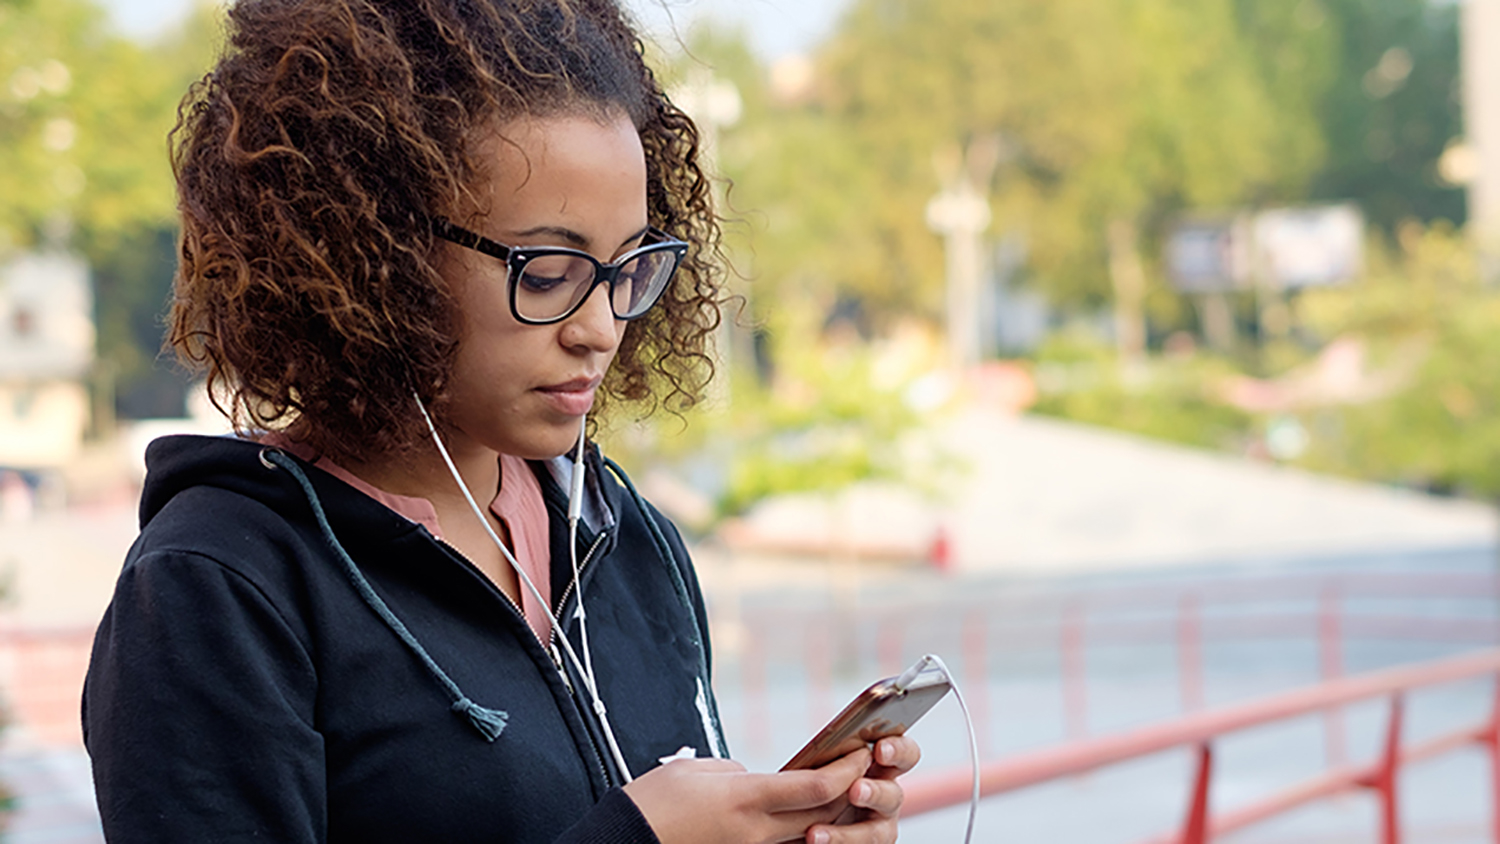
[511,224,652,252]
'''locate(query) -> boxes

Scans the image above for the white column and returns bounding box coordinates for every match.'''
[926,182,991,370]
[1464,0,1500,248]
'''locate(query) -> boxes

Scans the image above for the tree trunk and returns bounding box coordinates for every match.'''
[1195,293,1237,352]
[1107,218,1148,367]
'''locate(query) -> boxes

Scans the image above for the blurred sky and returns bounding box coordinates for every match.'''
[96,0,851,59]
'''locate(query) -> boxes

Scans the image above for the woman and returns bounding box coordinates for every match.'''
[81,1,919,842]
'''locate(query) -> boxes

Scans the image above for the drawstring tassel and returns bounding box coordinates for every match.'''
[453,698,510,742]
[262,448,513,745]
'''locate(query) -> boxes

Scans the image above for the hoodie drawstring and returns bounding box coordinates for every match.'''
[260,448,510,742]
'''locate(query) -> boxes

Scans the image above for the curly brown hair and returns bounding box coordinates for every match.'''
[170,0,723,464]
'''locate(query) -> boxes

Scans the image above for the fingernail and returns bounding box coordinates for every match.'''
[856,782,873,805]
[812,830,830,844]
[878,741,893,765]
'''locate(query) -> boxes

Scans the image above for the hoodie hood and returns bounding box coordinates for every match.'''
[140,435,407,536]
[140,434,617,547]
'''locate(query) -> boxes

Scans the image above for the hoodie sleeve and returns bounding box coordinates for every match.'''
[648,504,729,758]
[83,549,326,844]
[552,788,661,844]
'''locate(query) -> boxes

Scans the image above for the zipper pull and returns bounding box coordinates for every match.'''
[549,641,575,694]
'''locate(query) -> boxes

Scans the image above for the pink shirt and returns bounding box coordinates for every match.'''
[264,436,553,643]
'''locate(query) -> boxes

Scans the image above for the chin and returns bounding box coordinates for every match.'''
[511,427,583,461]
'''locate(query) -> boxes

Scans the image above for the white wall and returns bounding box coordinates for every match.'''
[0,380,89,468]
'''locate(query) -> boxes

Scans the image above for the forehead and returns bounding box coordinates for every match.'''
[464,111,647,226]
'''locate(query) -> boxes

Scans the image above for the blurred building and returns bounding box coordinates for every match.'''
[0,251,93,469]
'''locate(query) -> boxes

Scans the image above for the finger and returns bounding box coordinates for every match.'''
[758,748,873,812]
[868,736,921,778]
[804,815,898,844]
[847,777,903,818]
[767,796,853,834]
[753,792,853,843]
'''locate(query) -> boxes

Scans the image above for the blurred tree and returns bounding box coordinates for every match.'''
[682,0,1458,347]
[1308,0,1464,231]
[700,0,1333,343]
[647,2,1484,513]
[1,0,173,245]
[0,0,220,418]
[1297,225,1500,498]
[600,287,939,520]
[1029,329,1254,451]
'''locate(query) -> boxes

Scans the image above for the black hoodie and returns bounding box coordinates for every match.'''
[83,434,726,843]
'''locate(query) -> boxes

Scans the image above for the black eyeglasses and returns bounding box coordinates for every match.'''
[431,218,688,325]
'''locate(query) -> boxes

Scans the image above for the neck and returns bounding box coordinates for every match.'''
[344,427,501,514]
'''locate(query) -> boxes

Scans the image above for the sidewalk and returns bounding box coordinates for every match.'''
[0,500,130,843]
[0,735,101,844]
[717,409,1497,576]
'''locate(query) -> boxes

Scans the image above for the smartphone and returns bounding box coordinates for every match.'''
[780,659,952,771]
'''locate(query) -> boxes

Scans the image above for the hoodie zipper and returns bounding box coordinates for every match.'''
[549,529,610,643]
[433,537,531,632]
[432,535,614,787]
[548,526,614,786]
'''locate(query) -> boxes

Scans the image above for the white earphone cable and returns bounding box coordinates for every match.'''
[564,414,632,782]
[895,654,980,844]
[569,416,601,693]
[413,394,634,782]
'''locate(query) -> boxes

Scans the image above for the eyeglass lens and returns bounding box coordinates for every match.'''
[514,250,675,322]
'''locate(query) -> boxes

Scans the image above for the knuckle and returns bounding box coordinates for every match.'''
[882,781,905,814]
[805,777,837,805]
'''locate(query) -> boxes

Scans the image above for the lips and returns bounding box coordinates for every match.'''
[535,375,602,416]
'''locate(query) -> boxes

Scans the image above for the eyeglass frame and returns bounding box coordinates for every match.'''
[430,217,689,325]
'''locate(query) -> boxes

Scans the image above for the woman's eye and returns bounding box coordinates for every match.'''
[519,271,569,293]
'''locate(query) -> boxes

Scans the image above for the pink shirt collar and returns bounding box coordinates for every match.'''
[261,434,553,643]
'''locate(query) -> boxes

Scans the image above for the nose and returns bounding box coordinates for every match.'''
[558,280,623,354]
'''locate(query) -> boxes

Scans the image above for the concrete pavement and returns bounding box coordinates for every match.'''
[721,408,1497,575]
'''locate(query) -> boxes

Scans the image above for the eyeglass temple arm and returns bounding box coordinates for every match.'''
[431,218,512,261]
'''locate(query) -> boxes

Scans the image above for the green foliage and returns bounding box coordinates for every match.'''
[603,297,935,519]
[698,0,1332,322]
[0,0,221,416]
[0,0,209,247]
[1029,331,1254,450]
[1294,225,1500,497]
[661,0,1458,349]
[712,341,924,516]
[1019,225,1500,504]
[1308,0,1464,230]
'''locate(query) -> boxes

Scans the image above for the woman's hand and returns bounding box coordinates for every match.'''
[623,748,871,844]
[805,735,922,844]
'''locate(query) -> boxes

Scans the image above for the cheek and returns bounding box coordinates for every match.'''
[449,310,534,394]
[603,322,630,364]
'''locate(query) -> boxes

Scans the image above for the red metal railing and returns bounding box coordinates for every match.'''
[900,647,1500,844]
[732,569,1500,753]
[0,624,95,746]
[6,571,1500,765]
